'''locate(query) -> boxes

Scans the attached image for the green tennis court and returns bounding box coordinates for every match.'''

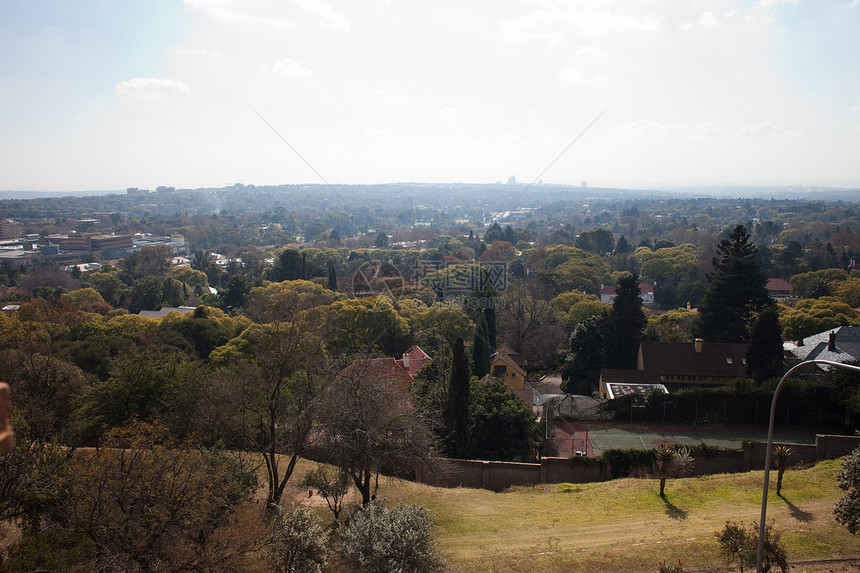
[586,426,816,457]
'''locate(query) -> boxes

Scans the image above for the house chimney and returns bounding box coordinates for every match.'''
[828,331,836,352]
[797,325,805,346]
[686,301,691,311]
[402,353,410,370]
[695,338,703,353]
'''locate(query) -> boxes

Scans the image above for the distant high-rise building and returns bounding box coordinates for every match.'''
[581,181,587,188]
[0,219,24,239]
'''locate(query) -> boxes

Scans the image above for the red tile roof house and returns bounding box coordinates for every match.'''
[599,282,655,305]
[766,278,794,301]
[338,346,433,391]
[397,346,432,378]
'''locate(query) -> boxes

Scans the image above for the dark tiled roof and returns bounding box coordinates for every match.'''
[639,341,747,378]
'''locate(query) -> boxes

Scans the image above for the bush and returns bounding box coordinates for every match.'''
[339,500,446,573]
[716,520,789,573]
[602,448,655,478]
[268,504,328,573]
[835,445,860,535]
[303,464,350,524]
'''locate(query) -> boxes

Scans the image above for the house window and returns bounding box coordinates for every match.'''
[494,365,507,376]
[726,358,733,364]
[510,373,515,378]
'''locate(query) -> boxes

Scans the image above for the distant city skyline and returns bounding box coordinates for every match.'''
[1,0,859,192]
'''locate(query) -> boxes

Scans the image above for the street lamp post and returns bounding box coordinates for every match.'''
[756,359,860,573]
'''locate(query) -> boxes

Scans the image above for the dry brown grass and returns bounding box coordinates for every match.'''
[279,456,859,573]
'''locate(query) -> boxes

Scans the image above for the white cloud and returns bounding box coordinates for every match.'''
[616,120,727,141]
[272,57,312,78]
[575,46,609,58]
[559,66,606,85]
[739,122,802,138]
[756,0,800,8]
[182,0,295,30]
[500,7,659,45]
[115,78,191,99]
[499,13,563,45]
[679,11,721,31]
[690,122,725,137]
[698,11,719,27]
[292,0,350,31]
[363,127,396,136]
[371,88,412,105]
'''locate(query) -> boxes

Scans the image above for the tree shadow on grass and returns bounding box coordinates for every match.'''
[779,494,814,523]
[662,497,688,521]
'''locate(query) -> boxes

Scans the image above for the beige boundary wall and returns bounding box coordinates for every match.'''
[416,434,860,492]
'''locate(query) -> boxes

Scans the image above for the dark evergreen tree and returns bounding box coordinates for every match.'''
[221,274,250,312]
[503,225,516,244]
[480,285,498,352]
[267,248,302,282]
[615,235,633,254]
[327,263,338,291]
[128,275,164,313]
[472,312,491,379]
[603,273,646,369]
[484,304,497,353]
[696,225,770,343]
[745,305,784,382]
[561,314,606,394]
[444,338,471,458]
[162,278,184,307]
[484,222,503,244]
[469,379,540,462]
[475,242,487,258]
[574,228,615,255]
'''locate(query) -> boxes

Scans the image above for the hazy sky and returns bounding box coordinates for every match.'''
[1,0,858,191]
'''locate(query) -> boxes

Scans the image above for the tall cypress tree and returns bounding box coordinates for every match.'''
[472,312,491,378]
[327,263,338,291]
[696,225,770,343]
[746,305,784,382]
[483,295,498,352]
[445,338,472,458]
[603,273,646,369]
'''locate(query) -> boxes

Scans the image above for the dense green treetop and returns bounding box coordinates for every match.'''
[696,225,771,343]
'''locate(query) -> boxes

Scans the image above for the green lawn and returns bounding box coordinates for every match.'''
[283,458,858,572]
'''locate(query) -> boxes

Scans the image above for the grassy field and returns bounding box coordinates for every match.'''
[283,457,859,572]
